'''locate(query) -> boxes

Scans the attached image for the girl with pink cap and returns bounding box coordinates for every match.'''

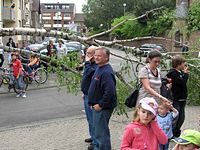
[120,97,168,150]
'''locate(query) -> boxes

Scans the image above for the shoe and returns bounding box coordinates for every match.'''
[16,93,21,98]
[85,138,93,143]
[88,144,94,150]
[21,93,27,98]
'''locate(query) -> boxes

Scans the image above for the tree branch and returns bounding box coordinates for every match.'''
[87,6,165,40]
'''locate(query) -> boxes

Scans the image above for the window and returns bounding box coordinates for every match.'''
[64,13,70,17]
[64,20,70,24]
[43,13,51,17]
[54,20,61,24]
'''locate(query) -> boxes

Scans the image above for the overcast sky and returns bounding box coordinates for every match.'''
[40,0,87,13]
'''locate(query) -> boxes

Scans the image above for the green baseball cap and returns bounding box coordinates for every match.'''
[172,129,200,147]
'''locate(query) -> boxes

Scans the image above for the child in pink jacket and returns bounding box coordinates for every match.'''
[120,97,168,150]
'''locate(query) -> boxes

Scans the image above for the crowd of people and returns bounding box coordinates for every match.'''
[0,38,42,98]
[0,37,199,149]
[81,46,200,150]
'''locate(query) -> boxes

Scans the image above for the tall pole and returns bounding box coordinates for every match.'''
[123,3,126,16]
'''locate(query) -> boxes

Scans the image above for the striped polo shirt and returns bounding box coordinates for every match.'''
[137,65,162,102]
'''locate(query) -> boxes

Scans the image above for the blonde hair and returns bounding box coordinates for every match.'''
[133,104,141,122]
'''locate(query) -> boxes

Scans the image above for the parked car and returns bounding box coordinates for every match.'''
[139,44,167,56]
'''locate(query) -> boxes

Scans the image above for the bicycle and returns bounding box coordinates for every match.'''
[0,67,29,94]
[22,66,48,84]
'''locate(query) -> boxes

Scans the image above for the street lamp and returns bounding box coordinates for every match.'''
[123,3,126,16]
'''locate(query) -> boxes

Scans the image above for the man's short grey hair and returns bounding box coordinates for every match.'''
[95,46,110,58]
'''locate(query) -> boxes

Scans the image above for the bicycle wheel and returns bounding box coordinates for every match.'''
[3,76,10,84]
[13,77,29,94]
[34,68,48,84]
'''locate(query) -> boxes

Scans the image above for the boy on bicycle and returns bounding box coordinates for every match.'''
[10,51,26,98]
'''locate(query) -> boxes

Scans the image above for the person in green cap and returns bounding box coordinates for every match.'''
[172,129,200,150]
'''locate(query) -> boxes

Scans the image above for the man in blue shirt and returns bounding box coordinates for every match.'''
[88,47,117,150]
[81,46,97,150]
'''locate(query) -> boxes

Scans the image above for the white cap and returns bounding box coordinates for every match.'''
[139,97,158,116]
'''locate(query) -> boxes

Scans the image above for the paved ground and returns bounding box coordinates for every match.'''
[0,106,199,150]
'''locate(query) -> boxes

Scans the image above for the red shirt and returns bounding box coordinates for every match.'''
[12,59,22,77]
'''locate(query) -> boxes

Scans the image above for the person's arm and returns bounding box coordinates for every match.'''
[141,78,171,104]
[99,72,116,109]
[169,105,179,118]
[150,120,168,145]
[16,60,22,79]
[120,124,139,150]
[139,67,171,104]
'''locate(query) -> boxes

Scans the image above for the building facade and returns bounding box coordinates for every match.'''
[0,0,41,46]
[40,3,75,31]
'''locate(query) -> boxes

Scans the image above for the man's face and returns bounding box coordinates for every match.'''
[94,49,108,66]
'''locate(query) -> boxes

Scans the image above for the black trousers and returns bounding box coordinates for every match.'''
[0,54,4,67]
[172,100,186,137]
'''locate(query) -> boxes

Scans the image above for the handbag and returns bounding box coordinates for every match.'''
[125,82,142,108]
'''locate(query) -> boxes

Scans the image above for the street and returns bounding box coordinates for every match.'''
[0,48,130,128]
[0,87,83,128]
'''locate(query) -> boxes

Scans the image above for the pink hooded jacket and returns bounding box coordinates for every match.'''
[120,121,168,150]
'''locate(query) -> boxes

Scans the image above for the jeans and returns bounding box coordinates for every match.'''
[24,64,39,74]
[83,95,94,140]
[173,100,186,137]
[9,74,25,91]
[93,108,113,150]
[159,141,169,150]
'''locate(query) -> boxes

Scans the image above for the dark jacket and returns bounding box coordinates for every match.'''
[81,61,97,95]
[88,64,117,109]
[167,68,189,101]
[6,41,16,48]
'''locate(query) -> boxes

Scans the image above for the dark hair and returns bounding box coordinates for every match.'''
[172,55,186,68]
[146,50,162,63]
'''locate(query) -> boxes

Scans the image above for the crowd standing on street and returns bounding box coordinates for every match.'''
[81,46,97,150]
[167,55,189,137]
[47,40,57,57]
[137,50,171,105]
[157,102,179,150]
[88,47,117,150]
[6,37,16,64]
[120,97,168,149]
[9,51,26,98]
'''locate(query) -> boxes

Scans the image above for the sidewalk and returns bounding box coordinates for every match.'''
[0,106,199,150]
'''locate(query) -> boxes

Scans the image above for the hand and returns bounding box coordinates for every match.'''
[161,97,172,106]
[166,83,172,89]
[93,104,102,112]
[183,66,189,74]
[85,55,94,62]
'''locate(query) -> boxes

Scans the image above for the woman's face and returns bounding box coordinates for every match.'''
[138,108,155,125]
[149,57,161,68]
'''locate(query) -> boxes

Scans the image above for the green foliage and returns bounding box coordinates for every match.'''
[111,9,174,39]
[188,0,200,32]
[82,0,136,31]
[185,55,200,105]
[48,53,82,94]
